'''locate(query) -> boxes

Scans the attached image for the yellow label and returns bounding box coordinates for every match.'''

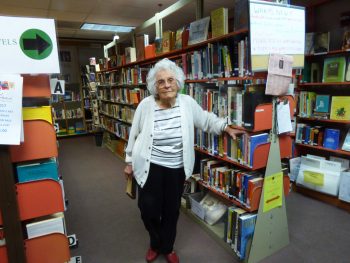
[303,171,324,186]
[22,106,52,124]
[263,172,283,213]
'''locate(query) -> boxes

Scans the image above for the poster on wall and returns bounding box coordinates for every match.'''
[0,74,23,145]
[0,16,60,74]
[249,0,305,71]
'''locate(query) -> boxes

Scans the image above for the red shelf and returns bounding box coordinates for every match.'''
[296,143,350,156]
[0,245,8,263]
[100,29,249,72]
[195,134,292,170]
[25,233,70,263]
[298,82,350,87]
[297,117,350,124]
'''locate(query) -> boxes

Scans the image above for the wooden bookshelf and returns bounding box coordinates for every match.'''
[296,143,350,156]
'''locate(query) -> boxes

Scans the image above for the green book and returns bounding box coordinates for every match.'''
[322,56,346,82]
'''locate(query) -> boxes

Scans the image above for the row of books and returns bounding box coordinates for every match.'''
[225,207,257,260]
[199,159,264,207]
[302,56,350,83]
[191,82,271,130]
[196,130,270,168]
[178,37,249,79]
[52,108,84,120]
[99,103,135,124]
[98,87,149,106]
[298,92,350,121]
[295,123,344,150]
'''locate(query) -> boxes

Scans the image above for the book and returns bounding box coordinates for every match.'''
[135,34,149,61]
[144,44,156,59]
[310,62,322,82]
[305,32,315,54]
[174,27,185,50]
[249,133,269,167]
[322,56,346,82]
[26,212,66,239]
[234,0,248,31]
[210,7,228,38]
[126,176,137,199]
[323,128,340,150]
[339,171,350,202]
[314,95,330,114]
[125,47,136,64]
[345,57,350,82]
[313,32,330,53]
[16,159,59,183]
[162,30,175,53]
[330,96,350,120]
[342,129,350,151]
[188,16,210,45]
[237,213,257,260]
[154,38,163,55]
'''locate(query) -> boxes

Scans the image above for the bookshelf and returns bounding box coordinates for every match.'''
[0,75,70,263]
[92,7,297,262]
[295,48,350,211]
[81,64,102,134]
[51,82,87,137]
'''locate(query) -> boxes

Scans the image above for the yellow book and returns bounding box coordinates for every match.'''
[162,30,175,53]
[330,96,350,120]
[23,106,52,124]
[211,7,228,38]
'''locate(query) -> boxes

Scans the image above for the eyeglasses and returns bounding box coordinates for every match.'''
[156,77,176,87]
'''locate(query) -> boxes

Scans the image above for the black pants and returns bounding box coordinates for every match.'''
[138,162,185,254]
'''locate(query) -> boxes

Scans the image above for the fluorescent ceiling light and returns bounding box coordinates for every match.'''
[81,23,135,32]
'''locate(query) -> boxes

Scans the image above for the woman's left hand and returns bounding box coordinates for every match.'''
[224,126,246,140]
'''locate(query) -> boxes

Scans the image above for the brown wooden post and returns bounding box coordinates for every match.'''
[0,146,26,263]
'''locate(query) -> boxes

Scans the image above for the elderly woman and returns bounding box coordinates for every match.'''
[124,58,241,263]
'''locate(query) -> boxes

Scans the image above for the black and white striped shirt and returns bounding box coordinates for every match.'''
[151,101,183,168]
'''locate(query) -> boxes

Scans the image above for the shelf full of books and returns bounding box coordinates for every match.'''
[293,44,350,211]
[51,82,87,137]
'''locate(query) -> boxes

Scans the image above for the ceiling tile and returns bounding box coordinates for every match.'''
[0,6,48,17]
[48,10,87,22]
[50,0,97,13]
[85,14,143,27]
[0,0,50,9]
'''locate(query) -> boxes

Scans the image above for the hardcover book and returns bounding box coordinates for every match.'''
[210,7,228,38]
[322,56,346,83]
[310,62,322,82]
[174,27,184,50]
[188,16,210,45]
[314,95,330,113]
[345,57,350,82]
[342,129,350,151]
[162,30,175,53]
[237,213,257,260]
[313,32,330,53]
[126,176,137,199]
[323,128,340,150]
[330,96,350,120]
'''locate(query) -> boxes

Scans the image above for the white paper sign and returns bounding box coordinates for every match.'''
[0,74,23,145]
[50,78,65,95]
[0,16,60,74]
[277,100,292,134]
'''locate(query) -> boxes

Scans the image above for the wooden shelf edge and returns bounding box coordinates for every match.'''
[295,143,350,156]
[292,184,350,213]
[99,29,249,72]
[298,81,350,86]
[297,117,350,124]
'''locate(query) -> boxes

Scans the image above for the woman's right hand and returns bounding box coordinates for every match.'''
[124,164,134,180]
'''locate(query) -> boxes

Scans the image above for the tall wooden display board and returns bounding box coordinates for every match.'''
[247,99,289,263]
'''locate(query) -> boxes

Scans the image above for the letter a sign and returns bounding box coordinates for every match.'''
[50,78,65,95]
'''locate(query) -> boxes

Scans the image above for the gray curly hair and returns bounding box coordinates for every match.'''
[146,58,186,96]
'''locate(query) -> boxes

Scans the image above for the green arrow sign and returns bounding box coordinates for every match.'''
[20,29,53,60]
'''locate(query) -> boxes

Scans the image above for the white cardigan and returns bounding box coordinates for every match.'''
[125,94,226,188]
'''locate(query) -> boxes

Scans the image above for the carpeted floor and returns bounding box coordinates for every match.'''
[59,136,350,263]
